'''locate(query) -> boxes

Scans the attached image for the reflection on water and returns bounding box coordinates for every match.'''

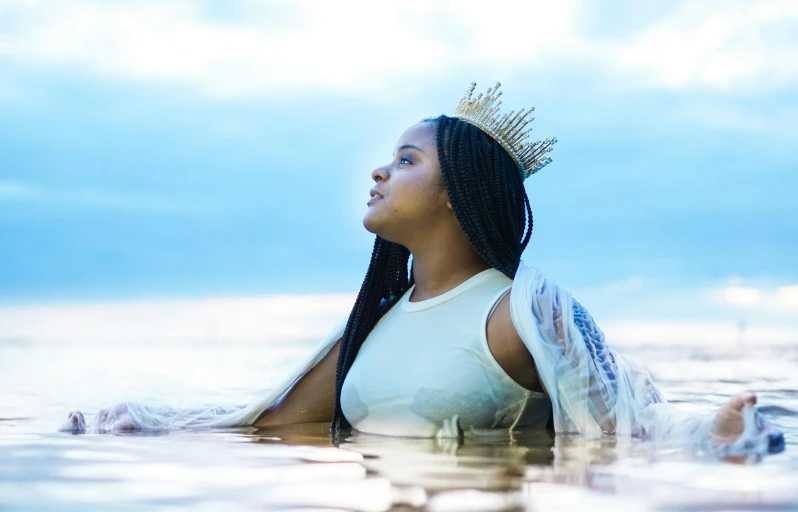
[0,339,796,511]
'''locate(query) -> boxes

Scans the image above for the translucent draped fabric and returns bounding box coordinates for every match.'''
[510,261,783,456]
[60,318,348,433]
[61,261,783,457]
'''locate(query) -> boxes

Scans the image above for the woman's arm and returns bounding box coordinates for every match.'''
[486,290,545,393]
[254,339,342,428]
[61,319,348,433]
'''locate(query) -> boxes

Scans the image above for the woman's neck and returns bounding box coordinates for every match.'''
[408,249,490,302]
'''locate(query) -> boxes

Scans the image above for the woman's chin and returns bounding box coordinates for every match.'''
[362,216,398,243]
[362,213,381,235]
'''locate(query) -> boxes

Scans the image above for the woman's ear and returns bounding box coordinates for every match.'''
[440,181,453,210]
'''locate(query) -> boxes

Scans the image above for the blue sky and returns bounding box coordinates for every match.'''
[1,0,797,329]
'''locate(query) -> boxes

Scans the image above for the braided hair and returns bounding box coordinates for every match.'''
[330,115,534,440]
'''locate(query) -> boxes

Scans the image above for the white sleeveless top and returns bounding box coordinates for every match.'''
[340,268,551,437]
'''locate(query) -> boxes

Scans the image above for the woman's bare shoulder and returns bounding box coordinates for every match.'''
[486,290,544,393]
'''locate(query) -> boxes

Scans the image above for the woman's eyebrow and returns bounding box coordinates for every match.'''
[393,144,425,156]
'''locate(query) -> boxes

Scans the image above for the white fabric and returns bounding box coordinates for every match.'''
[511,263,691,438]
[509,262,782,456]
[62,260,783,457]
[341,267,550,437]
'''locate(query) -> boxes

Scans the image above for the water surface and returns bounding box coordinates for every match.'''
[1,338,796,511]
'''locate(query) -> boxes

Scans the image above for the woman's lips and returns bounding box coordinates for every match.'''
[367,191,383,205]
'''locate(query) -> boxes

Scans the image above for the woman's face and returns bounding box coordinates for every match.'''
[362,121,452,245]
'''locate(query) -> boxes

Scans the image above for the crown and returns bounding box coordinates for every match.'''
[452,82,557,180]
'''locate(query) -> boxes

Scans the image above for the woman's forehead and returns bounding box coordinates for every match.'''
[394,122,436,152]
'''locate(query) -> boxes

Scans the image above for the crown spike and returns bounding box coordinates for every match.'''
[507,110,527,132]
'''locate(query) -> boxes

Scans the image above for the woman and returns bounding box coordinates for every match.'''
[64,83,784,456]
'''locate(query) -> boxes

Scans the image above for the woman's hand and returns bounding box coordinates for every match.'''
[711,391,785,458]
[61,410,87,433]
[60,403,142,433]
[711,391,757,446]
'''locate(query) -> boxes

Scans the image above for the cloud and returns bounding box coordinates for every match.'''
[604,1,798,91]
[1,0,796,98]
[777,285,798,309]
[602,320,798,346]
[571,274,798,327]
[0,293,356,344]
[709,282,798,312]
[0,180,206,214]
[715,285,764,307]
[0,0,472,97]
[1,291,795,347]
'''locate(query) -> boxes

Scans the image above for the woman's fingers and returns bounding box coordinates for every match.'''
[727,391,757,412]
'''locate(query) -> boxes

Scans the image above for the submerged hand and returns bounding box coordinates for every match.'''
[60,410,87,433]
[59,403,142,434]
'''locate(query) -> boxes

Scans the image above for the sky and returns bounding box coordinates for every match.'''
[1,0,797,340]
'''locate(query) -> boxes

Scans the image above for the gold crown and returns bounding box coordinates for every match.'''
[452,82,557,180]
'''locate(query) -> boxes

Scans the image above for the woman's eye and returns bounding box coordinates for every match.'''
[399,156,412,165]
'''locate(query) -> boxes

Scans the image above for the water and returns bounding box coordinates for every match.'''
[1,338,797,511]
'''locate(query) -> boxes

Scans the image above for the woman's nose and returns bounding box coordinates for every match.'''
[371,166,388,182]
